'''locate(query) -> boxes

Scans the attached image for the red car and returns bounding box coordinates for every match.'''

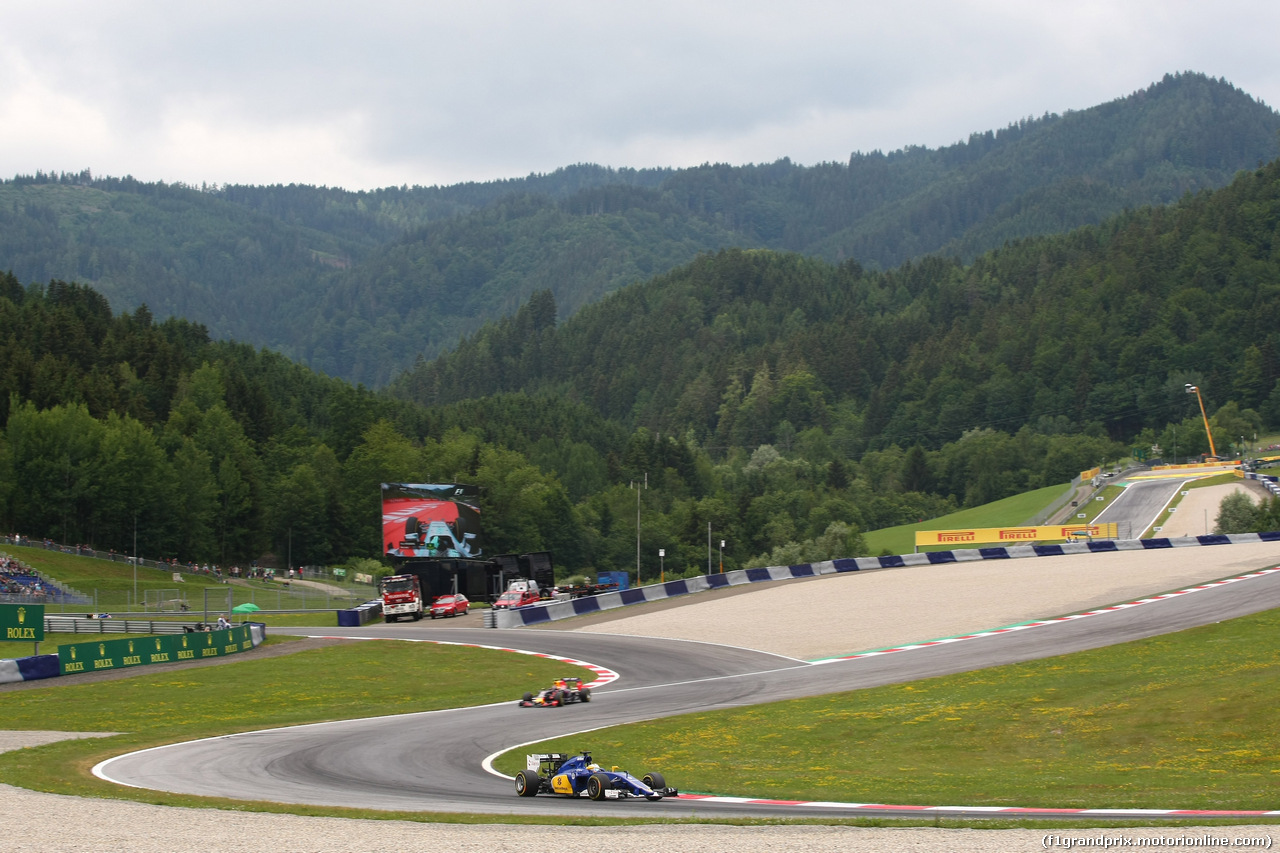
[429,594,469,618]
[493,589,542,609]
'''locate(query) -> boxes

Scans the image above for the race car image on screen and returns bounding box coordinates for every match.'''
[518,677,591,707]
[395,517,477,558]
[381,482,482,559]
[513,751,676,801]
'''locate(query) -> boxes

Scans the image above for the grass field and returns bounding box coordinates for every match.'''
[862,482,1072,555]
[2,544,376,614]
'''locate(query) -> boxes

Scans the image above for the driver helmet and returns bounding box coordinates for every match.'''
[587,763,600,772]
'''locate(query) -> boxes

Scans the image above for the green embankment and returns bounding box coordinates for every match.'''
[1,544,376,614]
[863,482,1072,555]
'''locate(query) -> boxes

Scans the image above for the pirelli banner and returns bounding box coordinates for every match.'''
[58,625,255,675]
[915,523,1120,548]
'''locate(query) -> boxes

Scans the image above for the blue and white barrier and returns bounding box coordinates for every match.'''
[0,653,61,684]
[1245,471,1280,498]
[337,599,383,627]
[489,531,1280,628]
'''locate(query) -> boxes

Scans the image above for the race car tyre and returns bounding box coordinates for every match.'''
[642,771,666,790]
[514,770,540,797]
[522,692,534,702]
[383,616,395,623]
[587,772,611,801]
[580,687,591,702]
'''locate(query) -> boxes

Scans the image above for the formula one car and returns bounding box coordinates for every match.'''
[513,751,677,801]
[390,517,479,559]
[518,676,591,707]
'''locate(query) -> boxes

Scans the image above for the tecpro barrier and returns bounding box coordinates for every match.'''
[487,532,1280,628]
[337,599,383,627]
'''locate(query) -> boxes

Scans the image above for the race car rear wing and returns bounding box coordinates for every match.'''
[526,753,569,771]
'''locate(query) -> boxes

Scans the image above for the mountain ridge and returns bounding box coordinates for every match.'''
[2,71,1276,387]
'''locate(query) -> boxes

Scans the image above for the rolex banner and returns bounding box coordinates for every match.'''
[58,625,254,675]
[1,603,44,642]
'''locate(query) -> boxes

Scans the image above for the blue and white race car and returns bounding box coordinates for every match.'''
[513,751,677,801]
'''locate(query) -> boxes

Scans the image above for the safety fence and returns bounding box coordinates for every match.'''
[490,531,1280,628]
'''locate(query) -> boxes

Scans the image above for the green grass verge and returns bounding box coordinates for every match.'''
[1,544,375,613]
[0,638,593,808]
[496,605,1280,812]
[863,483,1072,555]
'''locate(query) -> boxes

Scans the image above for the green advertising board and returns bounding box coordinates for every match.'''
[1,603,44,642]
[59,625,254,675]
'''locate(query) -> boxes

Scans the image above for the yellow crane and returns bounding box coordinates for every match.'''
[1184,384,1218,460]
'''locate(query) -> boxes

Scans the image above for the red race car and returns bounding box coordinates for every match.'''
[519,676,592,707]
[429,594,469,618]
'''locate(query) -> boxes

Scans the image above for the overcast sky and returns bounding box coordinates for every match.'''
[2,1,1278,191]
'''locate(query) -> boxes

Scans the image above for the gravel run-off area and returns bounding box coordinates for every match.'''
[2,483,1278,851]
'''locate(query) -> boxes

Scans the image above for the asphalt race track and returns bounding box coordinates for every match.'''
[96,565,1280,820]
[1094,477,1189,537]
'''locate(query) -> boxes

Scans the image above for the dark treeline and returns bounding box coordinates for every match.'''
[2,73,1276,387]
[0,269,1122,579]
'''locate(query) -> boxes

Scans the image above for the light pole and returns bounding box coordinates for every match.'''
[632,475,646,581]
[719,539,725,574]
[658,549,665,583]
[132,514,138,611]
[1184,384,1217,459]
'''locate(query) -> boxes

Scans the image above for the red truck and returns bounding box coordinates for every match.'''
[379,573,424,622]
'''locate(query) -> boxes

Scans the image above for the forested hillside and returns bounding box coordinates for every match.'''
[5,149,1280,579]
[2,73,1276,386]
[396,155,1280,458]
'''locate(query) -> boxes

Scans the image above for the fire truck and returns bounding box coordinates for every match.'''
[379,573,425,622]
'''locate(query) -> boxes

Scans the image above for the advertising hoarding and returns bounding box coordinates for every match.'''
[57,626,254,675]
[1,603,43,642]
[914,523,1120,548]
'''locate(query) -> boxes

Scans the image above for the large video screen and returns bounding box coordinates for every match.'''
[382,483,483,560]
